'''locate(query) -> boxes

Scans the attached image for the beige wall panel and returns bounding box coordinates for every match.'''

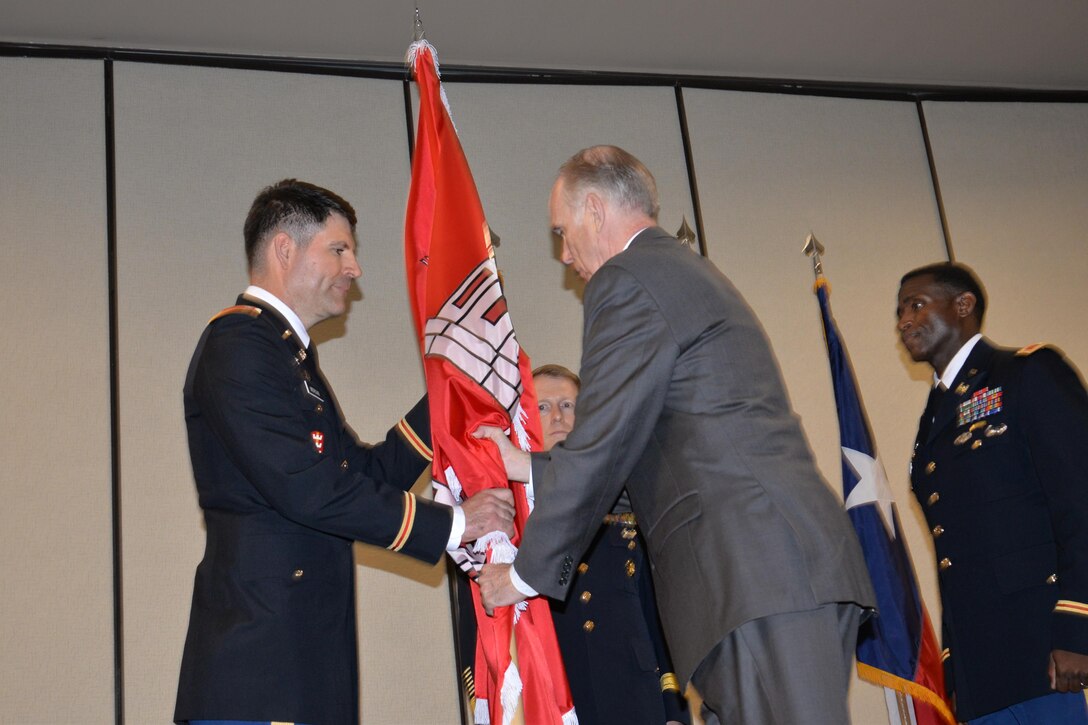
[683,89,949,722]
[922,101,1088,371]
[433,82,695,373]
[0,57,113,723]
[112,62,456,723]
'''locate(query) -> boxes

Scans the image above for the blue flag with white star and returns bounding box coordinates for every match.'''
[814,278,953,724]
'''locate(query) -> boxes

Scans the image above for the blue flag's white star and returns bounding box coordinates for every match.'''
[842,446,896,538]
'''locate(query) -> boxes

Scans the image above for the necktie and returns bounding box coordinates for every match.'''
[918,383,947,442]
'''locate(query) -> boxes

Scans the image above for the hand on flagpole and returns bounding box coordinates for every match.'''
[478,562,527,615]
[460,489,516,544]
[473,425,531,482]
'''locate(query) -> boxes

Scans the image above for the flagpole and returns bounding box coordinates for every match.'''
[802,234,907,725]
[801,232,825,279]
[803,235,950,725]
[405,31,577,725]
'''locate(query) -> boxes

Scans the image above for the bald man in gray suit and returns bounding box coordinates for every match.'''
[477,146,875,724]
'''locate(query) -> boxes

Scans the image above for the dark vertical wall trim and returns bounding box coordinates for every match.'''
[674,86,709,258]
[104,57,125,725]
[916,101,955,262]
[403,78,416,162]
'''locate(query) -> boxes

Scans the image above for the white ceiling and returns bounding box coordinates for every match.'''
[3,0,1088,91]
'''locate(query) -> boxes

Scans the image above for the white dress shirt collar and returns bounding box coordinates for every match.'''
[623,226,652,251]
[243,285,311,349]
[936,333,983,389]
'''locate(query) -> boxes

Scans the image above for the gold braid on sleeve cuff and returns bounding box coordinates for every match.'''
[1055,600,1088,617]
[660,672,681,693]
[388,492,417,552]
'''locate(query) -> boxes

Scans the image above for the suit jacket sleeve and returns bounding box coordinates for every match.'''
[1024,349,1088,652]
[517,263,679,598]
[193,318,450,563]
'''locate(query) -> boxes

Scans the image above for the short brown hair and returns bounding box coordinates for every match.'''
[532,364,580,391]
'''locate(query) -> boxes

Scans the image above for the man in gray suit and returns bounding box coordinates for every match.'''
[477,145,875,724]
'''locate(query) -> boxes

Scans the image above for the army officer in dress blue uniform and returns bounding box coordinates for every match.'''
[174,180,515,725]
[897,262,1088,724]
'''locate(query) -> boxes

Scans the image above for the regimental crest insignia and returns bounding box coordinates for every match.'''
[957,386,1003,428]
[311,430,325,454]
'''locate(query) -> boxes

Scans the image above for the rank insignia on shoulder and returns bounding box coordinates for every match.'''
[1016,343,1048,356]
[311,430,325,454]
[957,386,1003,428]
[208,304,261,324]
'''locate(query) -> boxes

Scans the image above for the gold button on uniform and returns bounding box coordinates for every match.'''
[971,439,982,450]
[928,492,940,506]
[625,560,636,577]
[939,558,952,571]
[577,563,589,574]
[1047,574,1059,585]
[293,569,304,579]
[582,620,595,632]
[340,460,349,470]
[925,462,937,475]
[627,541,636,550]
[315,404,324,413]
[580,591,592,603]
[932,525,945,538]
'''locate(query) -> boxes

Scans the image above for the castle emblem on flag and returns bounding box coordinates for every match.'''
[423,259,523,420]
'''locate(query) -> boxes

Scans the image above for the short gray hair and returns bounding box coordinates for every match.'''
[558,145,659,220]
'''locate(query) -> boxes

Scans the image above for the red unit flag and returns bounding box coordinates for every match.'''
[404,40,577,725]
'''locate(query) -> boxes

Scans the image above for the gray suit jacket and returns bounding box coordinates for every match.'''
[516,227,875,682]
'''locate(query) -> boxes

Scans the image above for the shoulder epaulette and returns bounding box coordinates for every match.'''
[1016,342,1048,356]
[208,304,262,324]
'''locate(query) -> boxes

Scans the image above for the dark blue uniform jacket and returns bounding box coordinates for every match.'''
[175,296,446,725]
[911,339,1088,720]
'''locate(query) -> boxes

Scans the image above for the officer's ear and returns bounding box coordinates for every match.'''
[954,291,977,321]
[271,231,295,270]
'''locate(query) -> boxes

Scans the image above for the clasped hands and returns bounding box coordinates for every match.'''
[466,425,533,615]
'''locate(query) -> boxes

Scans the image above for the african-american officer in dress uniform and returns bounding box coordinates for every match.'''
[897,262,1088,724]
[174,179,515,725]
